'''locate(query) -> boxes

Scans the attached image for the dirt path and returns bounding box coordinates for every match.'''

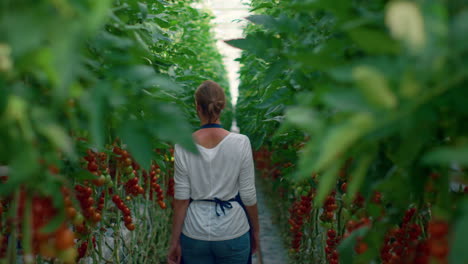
[252,184,289,264]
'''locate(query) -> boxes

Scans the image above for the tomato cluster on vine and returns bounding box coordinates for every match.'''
[15,191,78,262]
[253,148,272,178]
[380,208,425,264]
[320,191,337,222]
[166,178,175,197]
[112,195,135,231]
[75,185,101,223]
[427,219,450,263]
[124,176,144,196]
[288,193,312,252]
[84,149,109,187]
[147,165,166,209]
[345,217,371,255]
[325,229,340,264]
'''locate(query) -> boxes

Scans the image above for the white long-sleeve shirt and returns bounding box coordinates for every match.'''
[174,132,257,241]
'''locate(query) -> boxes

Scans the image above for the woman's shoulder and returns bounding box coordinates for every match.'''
[227,133,251,144]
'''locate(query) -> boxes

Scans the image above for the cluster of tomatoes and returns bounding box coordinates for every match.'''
[0,141,177,263]
[96,191,106,214]
[253,148,272,178]
[166,178,175,198]
[320,191,337,222]
[84,150,109,187]
[124,176,144,196]
[75,185,101,223]
[325,229,340,264]
[112,146,142,184]
[344,217,371,254]
[112,195,135,231]
[77,236,96,261]
[17,192,77,263]
[380,208,424,263]
[288,193,312,252]
[0,197,8,258]
[427,219,450,263]
[145,165,167,209]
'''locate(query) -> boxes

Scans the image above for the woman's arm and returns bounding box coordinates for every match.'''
[245,203,260,253]
[168,199,190,264]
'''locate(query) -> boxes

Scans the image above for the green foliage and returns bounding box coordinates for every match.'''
[0,1,229,262]
[236,0,468,262]
[0,0,229,188]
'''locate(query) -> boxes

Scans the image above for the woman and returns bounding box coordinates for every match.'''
[167,80,260,264]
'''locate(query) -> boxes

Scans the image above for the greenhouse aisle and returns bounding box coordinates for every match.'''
[254,182,289,264]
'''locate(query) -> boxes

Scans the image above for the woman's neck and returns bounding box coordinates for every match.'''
[199,119,221,126]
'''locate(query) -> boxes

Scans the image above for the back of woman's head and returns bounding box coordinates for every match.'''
[195,80,226,123]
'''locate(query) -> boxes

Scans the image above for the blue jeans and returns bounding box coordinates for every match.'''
[180,232,251,264]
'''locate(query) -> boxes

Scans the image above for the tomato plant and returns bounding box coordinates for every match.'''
[232,0,468,263]
[0,0,229,263]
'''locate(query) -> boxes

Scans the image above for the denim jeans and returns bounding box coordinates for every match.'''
[180,231,251,264]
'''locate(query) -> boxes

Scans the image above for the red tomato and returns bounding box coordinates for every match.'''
[55,227,75,250]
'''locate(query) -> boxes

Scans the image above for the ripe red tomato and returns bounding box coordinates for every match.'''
[87,162,99,172]
[355,241,368,254]
[66,207,77,219]
[122,207,131,216]
[125,223,135,231]
[123,215,132,224]
[93,212,102,222]
[158,201,167,209]
[430,238,449,259]
[55,227,75,250]
[112,195,121,203]
[428,220,449,239]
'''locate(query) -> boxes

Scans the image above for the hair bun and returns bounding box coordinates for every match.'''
[195,81,226,123]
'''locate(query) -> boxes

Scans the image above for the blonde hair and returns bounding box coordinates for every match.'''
[195,80,226,123]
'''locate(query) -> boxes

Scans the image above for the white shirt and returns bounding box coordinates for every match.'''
[174,132,257,241]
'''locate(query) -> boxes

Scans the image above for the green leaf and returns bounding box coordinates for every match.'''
[224,38,255,51]
[261,60,286,88]
[352,65,398,110]
[247,15,277,31]
[147,103,196,153]
[145,75,183,93]
[347,27,399,54]
[338,226,370,264]
[81,83,107,149]
[284,106,323,134]
[72,169,98,181]
[323,90,372,112]
[256,87,289,109]
[288,0,351,17]
[118,121,153,171]
[314,164,340,207]
[40,210,66,233]
[423,146,468,165]
[138,2,148,19]
[314,113,375,172]
[289,52,339,70]
[36,122,74,158]
[346,154,373,204]
[251,3,273,12]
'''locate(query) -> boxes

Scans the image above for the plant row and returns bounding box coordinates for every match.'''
[0,0,229,263]
[233,0,468,263]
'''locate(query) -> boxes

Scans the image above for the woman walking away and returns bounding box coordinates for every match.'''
[167,80,260,264]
